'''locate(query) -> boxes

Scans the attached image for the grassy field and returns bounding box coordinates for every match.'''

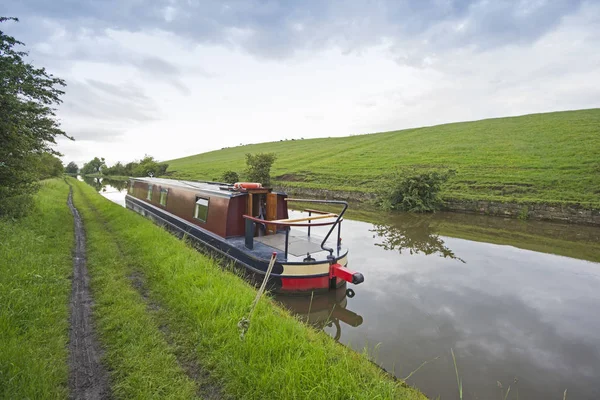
[0,180,73,399]
[71,179,425,399]
[167,108,600,206]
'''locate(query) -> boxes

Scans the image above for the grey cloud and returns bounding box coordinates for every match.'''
[2,0,585,64]
[68,126,125,141]
[62,80,158,123]
[58,79,159,142]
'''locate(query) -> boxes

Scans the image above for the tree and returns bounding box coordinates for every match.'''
[0,17,70,217]
[36,153,63,179]
[245,153,277,186]
[221,170,239,184]
[65,161,78,174]
[131,155,168,177]
[103,161,126,176]
[80,157,106,175]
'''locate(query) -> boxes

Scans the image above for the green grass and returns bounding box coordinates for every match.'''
[167,108,600,207]
[72,181,198,398]
[71,178,425,400]
[0,179,73,399]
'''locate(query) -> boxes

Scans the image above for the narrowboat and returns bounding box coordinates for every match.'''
[125,177,364,294]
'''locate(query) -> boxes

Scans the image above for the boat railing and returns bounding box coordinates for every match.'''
[242,199,348,260]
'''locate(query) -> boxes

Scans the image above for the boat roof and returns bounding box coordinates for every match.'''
[131,177,246,198]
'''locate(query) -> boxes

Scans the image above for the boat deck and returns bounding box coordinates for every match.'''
[226,228,346,263]
[255,232,325,257]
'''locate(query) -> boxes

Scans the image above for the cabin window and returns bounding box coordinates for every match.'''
[147,184,153,201]
[194,197,209,222]
[159,188,168,206]
[128,181,134,194]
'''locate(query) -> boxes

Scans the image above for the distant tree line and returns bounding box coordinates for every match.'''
[0,17,70,217]
[77,155,169,178]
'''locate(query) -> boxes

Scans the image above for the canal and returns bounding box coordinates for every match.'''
[84,176,600,400]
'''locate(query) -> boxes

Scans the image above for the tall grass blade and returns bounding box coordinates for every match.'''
[451,348,463,400]
[402,356,440,382]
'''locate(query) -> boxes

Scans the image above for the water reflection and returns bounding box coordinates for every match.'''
[80,176,128,207]
[371,215,465,262]
[81,175,129,192]
[274,286,363,341]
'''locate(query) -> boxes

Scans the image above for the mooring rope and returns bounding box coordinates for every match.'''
[237,252,277,340]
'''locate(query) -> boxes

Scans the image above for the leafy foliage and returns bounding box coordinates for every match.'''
[95,155,168,177]
[244,153,277,186]
[36,153,63,179]
[0,17,69,217]
[376,169,456,212]
[221,170,239,184]
[65,161,78,174]
[80,157,106,175]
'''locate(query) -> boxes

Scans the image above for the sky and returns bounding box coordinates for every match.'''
[1,0,599,166]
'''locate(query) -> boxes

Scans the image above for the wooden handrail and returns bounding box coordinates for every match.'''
[242,214,340,227]
[270,213,337,224]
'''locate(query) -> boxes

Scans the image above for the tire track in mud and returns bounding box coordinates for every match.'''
[67,185,111,399]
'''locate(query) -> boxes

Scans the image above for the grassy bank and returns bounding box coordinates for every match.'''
[167,108,600,207]
[0,180,73,398]
[70,179,425,399]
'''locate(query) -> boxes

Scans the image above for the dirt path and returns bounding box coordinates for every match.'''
[67,186,111,399]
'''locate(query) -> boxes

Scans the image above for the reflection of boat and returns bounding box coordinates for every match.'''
[126,177,364,294]
[275,285,363,340]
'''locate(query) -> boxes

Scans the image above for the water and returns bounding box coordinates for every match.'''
[80,176,128,207]
[87,178,600,399]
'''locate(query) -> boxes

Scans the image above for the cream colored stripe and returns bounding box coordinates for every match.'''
[281,262,329,276]
[281,255,348,276]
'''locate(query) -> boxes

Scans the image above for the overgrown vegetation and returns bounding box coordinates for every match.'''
[0,17,70,217]
[376,169,455,212]
[71,178,425,399]
[167,109,600,207]
[221,170,239,183]
[245,152,277,186]
[0,180,72,398]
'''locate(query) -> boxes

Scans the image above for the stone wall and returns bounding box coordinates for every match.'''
[276,185,600,226]
[443,199,600,226]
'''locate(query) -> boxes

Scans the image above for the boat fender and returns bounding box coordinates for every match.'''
[233,182,263,191]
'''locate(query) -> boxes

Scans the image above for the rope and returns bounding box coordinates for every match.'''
[237,252,278,340]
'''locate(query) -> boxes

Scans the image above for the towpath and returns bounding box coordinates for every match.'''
[67,186,111,399]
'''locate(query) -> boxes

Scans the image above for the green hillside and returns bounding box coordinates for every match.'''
[167,109,600,206]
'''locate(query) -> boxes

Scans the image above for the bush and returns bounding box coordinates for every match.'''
[376,169,456,212]
[245,153,277,186]
[221,170,239,184]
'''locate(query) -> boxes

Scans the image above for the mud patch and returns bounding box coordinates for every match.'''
[67,186,111,399]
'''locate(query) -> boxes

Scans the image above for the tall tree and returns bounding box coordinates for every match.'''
[65,161,79,174]
[0,17,70,216]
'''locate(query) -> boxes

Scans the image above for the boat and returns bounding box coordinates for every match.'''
[125,177,364,294]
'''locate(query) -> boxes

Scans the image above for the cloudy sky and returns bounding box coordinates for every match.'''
[2,0,599,166]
